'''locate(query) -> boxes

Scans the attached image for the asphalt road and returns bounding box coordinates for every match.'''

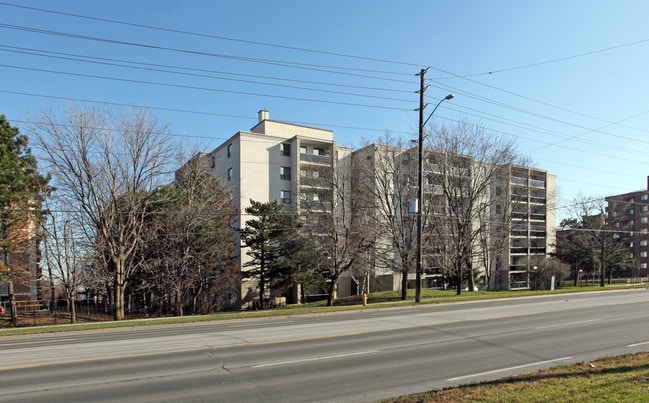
[2,289,649,402]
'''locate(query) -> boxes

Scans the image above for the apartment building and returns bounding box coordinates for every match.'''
[352,143,557,291]
[605,177,649,278]
[494,165,557,290]
[0,222,42,306]
[193,110,352,307]
[187,111,558,306]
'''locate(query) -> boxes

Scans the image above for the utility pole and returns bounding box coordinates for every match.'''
[414,68,454,303]
[415,68,427,303]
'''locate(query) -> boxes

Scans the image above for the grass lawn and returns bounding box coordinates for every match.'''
[385,352,649,402]
[0,284,645,336]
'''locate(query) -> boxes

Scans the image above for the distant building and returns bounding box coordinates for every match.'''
[605,176,649,278]
[0,218,42,305]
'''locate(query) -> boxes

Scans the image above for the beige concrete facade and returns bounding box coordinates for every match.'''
[196,110,351,307]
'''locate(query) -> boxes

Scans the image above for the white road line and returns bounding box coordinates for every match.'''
[252,350,378,368]
[535,319,601,330]
[226,321,295,328]
[447,357,573,381]
[627,341,649,347]
[1,338,78,347]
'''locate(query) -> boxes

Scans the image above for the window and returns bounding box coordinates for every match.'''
[643,205,649,212]
[613,233,620,239]
[313,148,324,156]
[629,208,635,215]
[300,192,307,201]
[312,193,320,201]
[495,204,502,215]
[629,220,634,226]
[227,167,233,182]
[642,240,648,246]
[495,186,502,196]
[227,143,233,158]
[642,217,648,224]
[628,197,635,203]
[642,263,648,269]
[281,143,291,156]
[642,228,648,234]
[280,166,291,180]
[312,170,319,179]
[300,146,307,154]
[300,169,307,178]
[641,251,647,258]
[642,194,648,201]
[614,222,620,228]
[211,155,216,169]
[280,190,291,204]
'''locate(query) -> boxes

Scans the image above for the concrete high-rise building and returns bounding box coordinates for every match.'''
[352,143,557,291]
[187,111,557,307]
[605,176,649,278]
[190,110,351,307]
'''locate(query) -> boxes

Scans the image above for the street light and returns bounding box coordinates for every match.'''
[415,70,454,303]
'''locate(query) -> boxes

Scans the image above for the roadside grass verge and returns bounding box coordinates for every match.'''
[0,284,646,337]
[385,352,649,402]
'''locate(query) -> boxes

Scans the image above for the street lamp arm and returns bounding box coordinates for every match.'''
[423,94,454,128]
[415,90,454,303]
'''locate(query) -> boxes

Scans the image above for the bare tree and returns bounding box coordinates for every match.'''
[559,195,633,287]
[40,193,91,323]
[300,148,376,306]
[30,102,176,320]
[425,120,524,295]
[353,135,418,299]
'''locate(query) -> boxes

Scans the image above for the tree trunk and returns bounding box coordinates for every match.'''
[175,287,183,317]
[599,247,606,288]
[401,271,408,300]
[69,295,76,324]
[8,279,17,327]
[114,277,125,321]
[326,277,337,307]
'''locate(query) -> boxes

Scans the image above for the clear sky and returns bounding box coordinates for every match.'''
[3,1,649,221]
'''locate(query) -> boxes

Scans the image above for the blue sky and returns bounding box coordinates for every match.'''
[3,1,649,221]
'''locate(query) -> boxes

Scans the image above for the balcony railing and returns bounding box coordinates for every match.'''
[300,153,332,164]
[300,177,331,188]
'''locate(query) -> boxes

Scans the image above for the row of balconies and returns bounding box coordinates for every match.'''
[510,246,546,254]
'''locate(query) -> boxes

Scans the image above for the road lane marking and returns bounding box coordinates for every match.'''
[628,341,649,347]
[447,357,573,381]
[251,350,378,368]
[1,338,78,347]
[226,321,295,328]
[535,319,601,330]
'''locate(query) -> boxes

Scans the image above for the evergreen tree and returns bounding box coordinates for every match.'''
[240,200,292,309]
[0,115,48,325]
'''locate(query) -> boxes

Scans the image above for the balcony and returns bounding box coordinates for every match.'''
[300,201,333,212]
[300,177,331,189]
[530,179,546,188]
[300,153,332,165]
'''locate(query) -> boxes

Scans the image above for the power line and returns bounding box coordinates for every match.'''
[0,63,412,111]
[0,45,414,94]
[0,1,423,70]
[0,23,416,82]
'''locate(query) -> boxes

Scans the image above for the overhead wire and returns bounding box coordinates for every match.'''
[2,2,648,199]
